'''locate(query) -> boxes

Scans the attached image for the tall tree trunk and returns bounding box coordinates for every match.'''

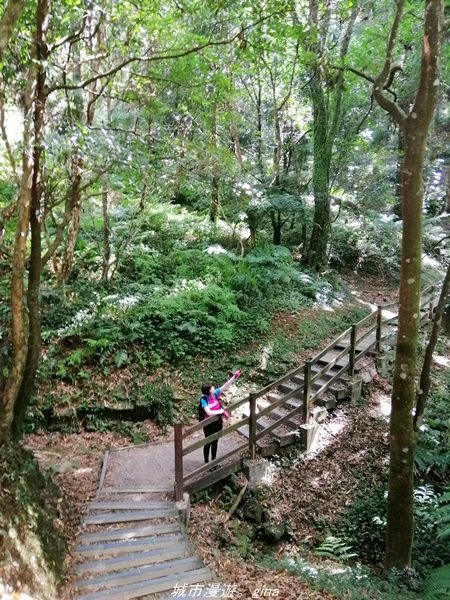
[271,211,282,245]
[270,71,282,187]
[370,0,444,571]
[0,27,38,445]
[60,153,83,283]
[15,0,50,431]
[60,10,101,283]
[210,175,220,223]
[306,76,329,270]
[386,123,426,568]
[303,0,357,271]
[256,76,264,181]
[209,100,220,223]
[101,182,111,283]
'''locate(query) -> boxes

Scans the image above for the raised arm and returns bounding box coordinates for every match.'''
[217,369,241,396]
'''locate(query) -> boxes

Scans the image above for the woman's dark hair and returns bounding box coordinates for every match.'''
[201,383,212,396]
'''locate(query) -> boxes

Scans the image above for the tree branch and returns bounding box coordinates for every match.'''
[376,0,406,86]
[414,270,450,430]
[47,8,288,94]
[372,0,407,126]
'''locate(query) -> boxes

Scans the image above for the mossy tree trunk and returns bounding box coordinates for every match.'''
[0,2,44,444]
[302,0,357,271]
[369,0,444,570]
[306,76,330,269]
[14,0,50,431]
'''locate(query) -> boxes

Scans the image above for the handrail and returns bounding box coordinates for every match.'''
[310,344,350,384]
[354,339,376,362]
[254,399,305,442]
[355,322,378,346]
[183,415,250,456]
[310,326,352,365]
[310,362,350,401]
[182,413,222,439]
[356,311,377,328]
[182,442,248,483]
[174,280,444,497]
[251,363,305,400]
[251,383,303,421]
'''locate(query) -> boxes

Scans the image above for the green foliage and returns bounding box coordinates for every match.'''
[139,381,174,428]
[314,535,358,561]
[259,555,418,599]
[264,305,370,380]
[421,565,450,600]
[330,217,401,279]
[334,485,387,564]
[43,241,328,371]
[415,385,450,481]
[0,444,66,595]
[334,484,450,573]
[434,491,450,541]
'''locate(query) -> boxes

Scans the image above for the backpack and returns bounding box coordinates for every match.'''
[198,396,207,422]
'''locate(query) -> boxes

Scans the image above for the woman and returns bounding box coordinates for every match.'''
[200,369,241,465]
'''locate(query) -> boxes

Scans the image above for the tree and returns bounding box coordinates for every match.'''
[366,0,444,570]
[0,0,49,444]
[300,0,358,271]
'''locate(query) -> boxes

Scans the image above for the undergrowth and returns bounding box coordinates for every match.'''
[259,555,418,600]
[0,444,66,599]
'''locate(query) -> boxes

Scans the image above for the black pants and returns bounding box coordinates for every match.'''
[203,418,223,463]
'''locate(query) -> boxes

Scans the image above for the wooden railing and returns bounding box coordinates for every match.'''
[174,283,441,499]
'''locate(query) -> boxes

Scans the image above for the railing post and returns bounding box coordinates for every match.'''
[174,422,184,501]
[249,392,257,460]
[376,305,383,354]
[303,359,312,423]
[349,325,357,376]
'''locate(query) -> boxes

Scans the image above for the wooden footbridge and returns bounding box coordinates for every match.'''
[72,284,440,599]
[174,284,439,499]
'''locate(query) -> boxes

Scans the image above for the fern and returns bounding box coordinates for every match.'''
[422,564,450,599]
[315,535,358,561]
[435,491,450,540]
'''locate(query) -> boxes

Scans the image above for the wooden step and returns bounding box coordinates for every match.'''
[83,508,178,526]
[240,403,298,432]
[75,546,188,575]
[74,567,211,600]
[269,405,301,427]
[78,523,180,545]
[76,533,185,557]
[336,334,376,352]
[76,556,203,592]
[279,378,345,400]
[317,352,362,371]
[100,485,173,494]
[88,501,173,511]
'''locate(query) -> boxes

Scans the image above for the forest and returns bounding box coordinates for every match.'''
[0,0,449,599]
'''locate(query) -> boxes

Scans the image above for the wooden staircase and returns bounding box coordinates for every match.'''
[73,489,212,600]
[235,316,400,456]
